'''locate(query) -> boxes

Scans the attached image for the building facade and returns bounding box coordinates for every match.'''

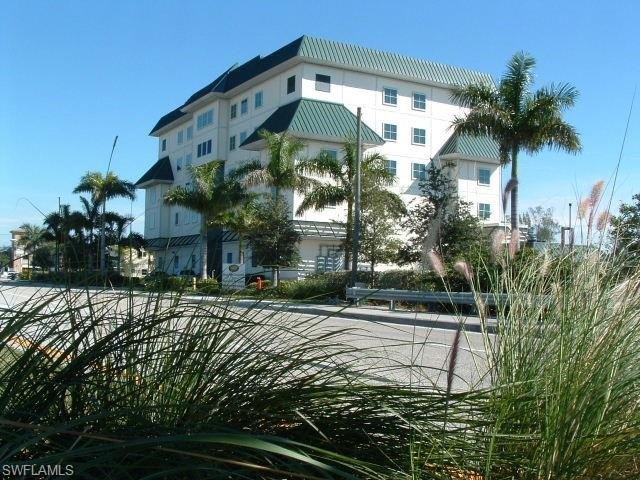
[136,36,502,278]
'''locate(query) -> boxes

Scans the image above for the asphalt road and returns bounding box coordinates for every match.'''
[0,281,493,390]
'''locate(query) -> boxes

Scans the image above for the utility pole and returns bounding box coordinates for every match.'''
[350,108,362,289]
[55,197,60,273]
[100,135,118,277]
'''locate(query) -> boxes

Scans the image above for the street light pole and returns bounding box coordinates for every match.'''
[350,108,362,289]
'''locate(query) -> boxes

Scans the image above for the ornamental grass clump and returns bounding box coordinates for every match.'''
[0,285,484,478]
[477,248,640,478]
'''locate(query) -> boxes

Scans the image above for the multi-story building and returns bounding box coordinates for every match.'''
[136,36,502,279]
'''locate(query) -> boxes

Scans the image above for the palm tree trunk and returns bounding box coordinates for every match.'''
[510,148,519,240]
[344,199,353,269]
[200,217,208,280]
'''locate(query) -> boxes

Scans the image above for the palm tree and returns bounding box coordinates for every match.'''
[242,130,315,200]
[73,171,136,273]
[164,161,253,280]
[17,223,52,275]
[451,51,581,233]
[296,140,399,268]
[103,211,133,273]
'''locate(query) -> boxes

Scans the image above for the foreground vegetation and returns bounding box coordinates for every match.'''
[1,247,639,478]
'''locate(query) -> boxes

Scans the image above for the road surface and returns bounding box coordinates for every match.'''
[0,281,492,389]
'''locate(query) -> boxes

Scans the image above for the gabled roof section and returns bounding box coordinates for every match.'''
[135,156,174,188]
[240,99,384,148]
[151,36,493,136]
[298,36,493,87]
[149,106,189,136]
[436,132,500,161]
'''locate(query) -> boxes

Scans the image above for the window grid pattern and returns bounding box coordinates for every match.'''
[412,163,428,181]
[383,123,397,141]
[229,135,236,151]
[478,168,491,185]
[412,128,426,145]
[413,92,426,110]
[254,91,263,108]
[479,203,491,220]
[240,99,248,115]
[197,109,214,130]
[383,87,397,105]
[384,160,397,176]
[197,140,212,158]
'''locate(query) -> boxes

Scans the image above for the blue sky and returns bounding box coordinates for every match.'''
[1,0,638,245]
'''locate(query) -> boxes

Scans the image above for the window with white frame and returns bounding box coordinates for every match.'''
[478,203,491,220]
[230,104,237,119]
[287,75,295,94]
[384,159,397,176]
[315,74,331,92]
[177,129,184,145]
[412,163,428,181]
[383,123,397,141]
[196,109,214,130]
[412,128,426,145]
[239,131,247,144]
[161,138,166,151]
[197,139,212,158]
[254,91,263,108]
[176,157,182,171]
[383,87,398,105]
[185,153,192,167]
[413,92,426,110]
[226,252,233,264]
[240,98,248,115]
[186,125,193,140]
[229,135,236,151]
[174,212,179,225]
[478,168,491,185]
[148,188,157,204]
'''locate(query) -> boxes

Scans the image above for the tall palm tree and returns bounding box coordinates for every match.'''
[242,130,315,200]
[73,171,136,273]
[164,161,253,279]
[296,140,400,268]
[451,51,581,233]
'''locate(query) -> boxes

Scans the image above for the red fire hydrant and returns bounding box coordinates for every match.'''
[257,277,263,291]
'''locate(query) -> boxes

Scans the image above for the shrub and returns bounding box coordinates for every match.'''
[196,278,220,295]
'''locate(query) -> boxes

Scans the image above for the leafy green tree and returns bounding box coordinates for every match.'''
[452,52,581,233]
[521,206,560,242]
[296,140,399,268]
[610,193,640,260]
[164,161,253,279]
[0,246,11,270]
[246,197,301,287]
[399,162,486,268]
[360,189,406,279]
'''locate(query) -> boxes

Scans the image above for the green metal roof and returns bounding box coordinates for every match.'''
[298,36,492,87]
[436,132,500,160]
[135,156,174,187]
[241,99,384,147]
[151,36,493,135]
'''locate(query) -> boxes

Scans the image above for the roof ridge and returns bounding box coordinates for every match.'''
[299,35,491,79]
